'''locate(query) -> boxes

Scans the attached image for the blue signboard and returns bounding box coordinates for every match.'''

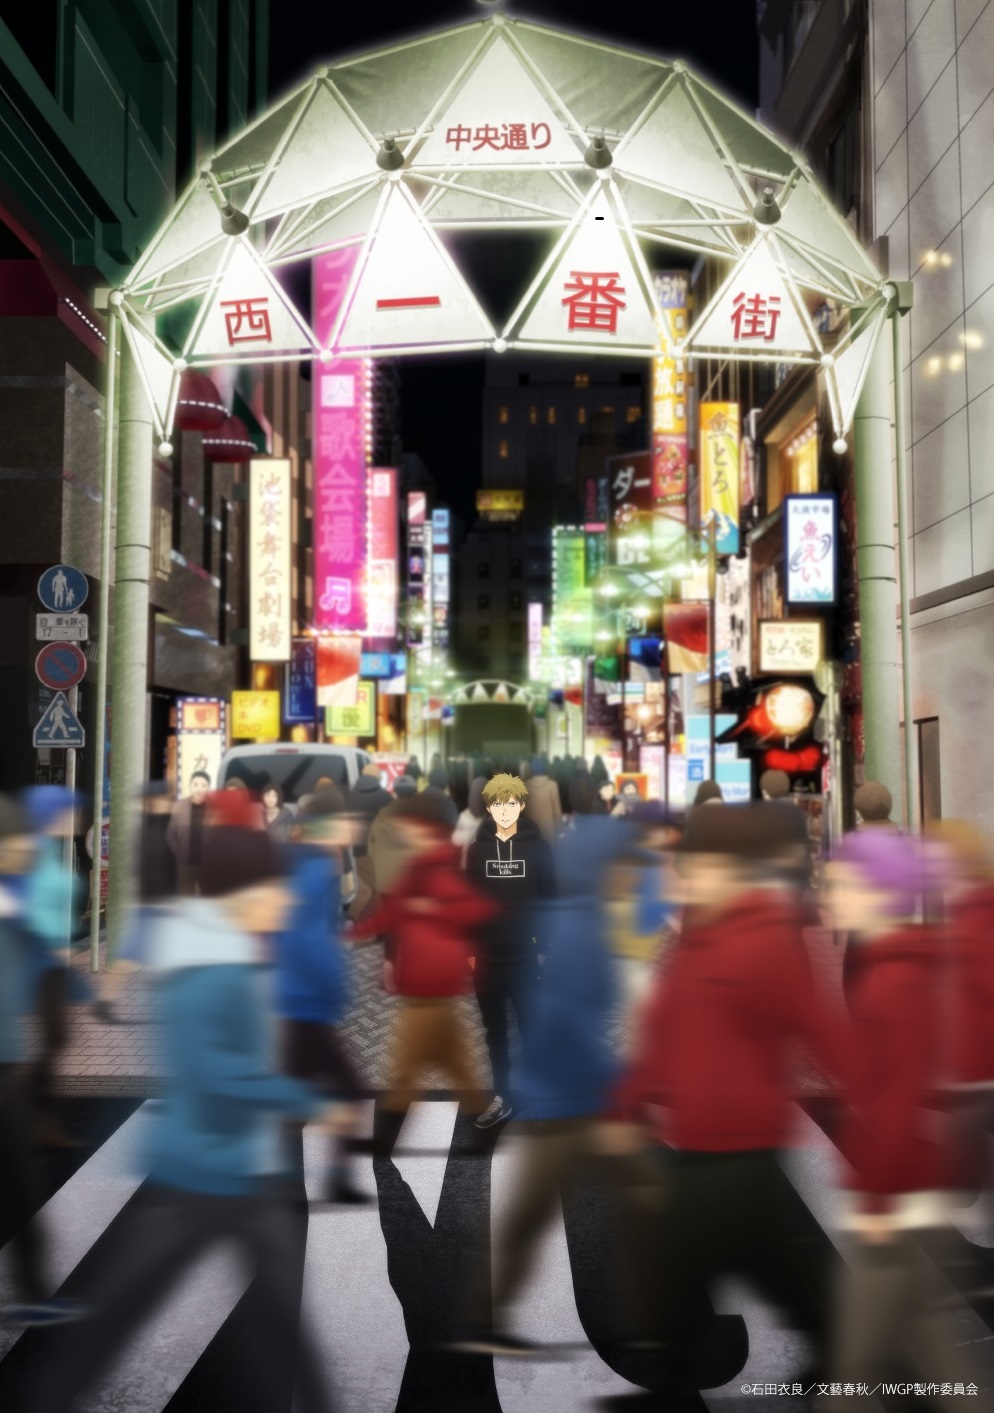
[285,638,317,723]
[361,651,407,681]
[38,564,89,613]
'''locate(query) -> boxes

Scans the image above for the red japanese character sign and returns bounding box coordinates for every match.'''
[562,272,627,334]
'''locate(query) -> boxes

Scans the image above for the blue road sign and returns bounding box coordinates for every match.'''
[33,691,85,748]
[38,564,89,614]
[35,642,87,691]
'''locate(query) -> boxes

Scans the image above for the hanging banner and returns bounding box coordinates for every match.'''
[699,402,741,555]
[553,528,591,652]
[313,248,368,632]
[785,494,838,604]
[316,634,362,708]
[368,467,399,639]
[249,459,291,661]
[327,680,377,737]
[285,637,317,723]
[652,272,689,514]
[663,601,709,673]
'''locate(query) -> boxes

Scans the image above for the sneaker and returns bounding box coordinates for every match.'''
[0,1297,89,1326]
[451,1327,538,1356]
[474,1096,513,1130]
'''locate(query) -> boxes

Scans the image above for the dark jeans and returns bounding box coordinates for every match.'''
[30,1182,328,1413]
[30,967,69,1124]
[0,1064,47,1301]
[654,1148,830,1363]
[473,955,537,1101]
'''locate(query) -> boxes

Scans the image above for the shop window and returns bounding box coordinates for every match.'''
[547,406,557,425]
[574,373,590,389]
[578,407,587,425]
[626,405,641,423]
[498,406,509,424]
[499,439,509,458]
[767,418,819,514]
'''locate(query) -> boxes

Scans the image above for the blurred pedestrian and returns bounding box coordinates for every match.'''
[465,774,557,1129]
[0,795,85,1327]
[352,794,495,1156]
[852,780,899,832]
[822,831,973,1404]
[27,809,337,1412]
[278,787,369,1204]
[165,769,211,895]
[456,815,624,1355]
[691,779,724,808]
[609,804,849,1395]
[261,783,295,843]
[19,786,88,1147]
[522,758,562,844]
[348,763,393,922]
[423,765,459,829]
[453,775,487,855]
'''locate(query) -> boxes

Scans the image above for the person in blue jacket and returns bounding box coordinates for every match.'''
[28,806,337,1412]
[457,811,631,1356]
[276,783,369,1203]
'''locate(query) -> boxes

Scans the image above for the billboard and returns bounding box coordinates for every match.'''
[249,459,291,662]
[785,494,837,604]
[699,402,741,555]
[758,619,825,674]
[368,467,398,639]
[553,527,592,653]
[313,249,368,632]
[176,696,226,799]
[652,271,689,515]
[477,489,524,520]
[231,691,280,741]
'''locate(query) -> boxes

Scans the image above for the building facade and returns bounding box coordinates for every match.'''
[0,1,269,791]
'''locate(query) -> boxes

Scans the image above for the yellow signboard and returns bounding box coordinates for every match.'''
[327,680,377,737]
[699,402,741,555]
[231,690,281,741]
[477,489,524,517]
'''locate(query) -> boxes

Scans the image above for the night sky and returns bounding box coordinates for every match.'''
[268,0,761,519]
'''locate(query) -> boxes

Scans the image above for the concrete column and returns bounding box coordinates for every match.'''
[106,329,153,953]
[852,321,901,801]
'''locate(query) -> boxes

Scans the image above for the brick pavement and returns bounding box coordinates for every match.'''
[37,926,847,1098]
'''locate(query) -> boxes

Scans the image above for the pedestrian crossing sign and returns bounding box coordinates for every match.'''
[33,690,85,748]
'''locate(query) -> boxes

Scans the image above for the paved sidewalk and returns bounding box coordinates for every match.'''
[33,926,846,1098]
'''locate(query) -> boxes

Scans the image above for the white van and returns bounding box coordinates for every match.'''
[217,743,373,804]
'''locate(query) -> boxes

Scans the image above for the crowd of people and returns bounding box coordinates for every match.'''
[1,758,993,1408]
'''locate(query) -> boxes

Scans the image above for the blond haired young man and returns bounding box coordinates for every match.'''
[465,773,556,1128]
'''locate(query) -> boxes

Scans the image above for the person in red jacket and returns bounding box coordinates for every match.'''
[605,804,848,1399]
[822,829,975,1401]
[352,794,496,1152]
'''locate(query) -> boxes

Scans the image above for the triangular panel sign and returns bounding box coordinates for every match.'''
[507,185,662,354]
[330,184,494,354]
[248,80,379,222]
[778,172,880,286]
[118,313,179,441]
[471,682,490,701]
[493,682,510,702]
[685,234,820,359]
[33,692,85,748]
[412,33,585,169]
[185,240,318,363]
[612,78,748,214]
[129,180,224,290]
[829,308,888,435]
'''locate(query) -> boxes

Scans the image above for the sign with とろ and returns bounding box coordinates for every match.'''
[230,691,281,741]
[38,563,88,613]
[33,691,85,748]
[36,613,88,641]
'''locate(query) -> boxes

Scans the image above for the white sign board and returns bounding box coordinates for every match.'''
[785,494,837,604]
[249,459,292,661]
[36,613,89,641]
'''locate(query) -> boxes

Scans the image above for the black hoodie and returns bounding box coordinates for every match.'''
[465,815,557,960]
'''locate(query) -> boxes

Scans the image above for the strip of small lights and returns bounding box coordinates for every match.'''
[63,297,107,342]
